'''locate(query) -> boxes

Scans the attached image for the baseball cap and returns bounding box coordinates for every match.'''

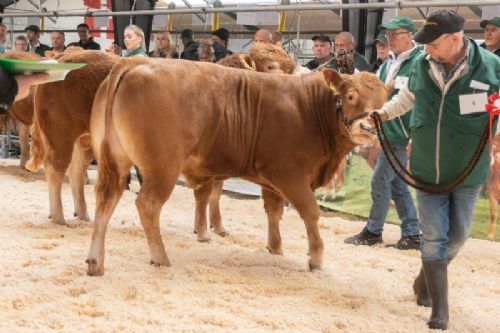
[24,25,40,33]
[312,34,332,46]
[181,29,194,39]
[414,9,465,44]
[480,17,500,28]
[374,32,388,44]
[379,16,415,33]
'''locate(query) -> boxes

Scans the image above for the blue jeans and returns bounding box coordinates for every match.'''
[417,184,481,261]
[366,143,420,237]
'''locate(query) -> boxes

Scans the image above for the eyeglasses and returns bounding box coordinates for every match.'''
[385,31,410,38]
[15,43,27,46]
[426,34,452,50]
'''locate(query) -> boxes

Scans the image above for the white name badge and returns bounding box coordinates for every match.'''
[394,76,409,90]
[469,80,489,91]
[459,92,488,115]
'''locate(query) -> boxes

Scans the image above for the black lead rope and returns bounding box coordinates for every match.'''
[371,112,491,195]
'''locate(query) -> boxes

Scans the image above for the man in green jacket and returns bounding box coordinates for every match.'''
[345,16,421,250]
[371,10,500,330]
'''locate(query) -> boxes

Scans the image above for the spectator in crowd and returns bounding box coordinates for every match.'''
[211,27,232,61]
[305,34,335,71]
[345,16,422,250]
[368,10,499,330]
[253,29,273,44]
[149,31,179,58]
[50,31,66,52]
[480,17,500,56]
[198,40,216,62]
[0,23,11,53]
[0,68,48,112]
[105,25,147,58]
[334,31,370,71]
[25,25,50,57]
[13,36,29,52]
[369,32,391,73]
[180,29,199,61]
[271,31,283,46]
[68,23,101,50]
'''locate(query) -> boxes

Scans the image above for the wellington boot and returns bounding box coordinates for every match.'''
[423,260,449,330]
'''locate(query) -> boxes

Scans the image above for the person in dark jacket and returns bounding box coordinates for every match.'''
[24,25,50,57]
[68,23,101,50]
[149,31,179,58]
[369,32,391,73]
[479,17,500,57]
[210,27,232,61]
[180,29,199,61]
[305,34,335,71]
[334,31,370,71]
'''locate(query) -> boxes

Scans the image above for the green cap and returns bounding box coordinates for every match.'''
[480,17,500,28]
[374,32,388,44]
[379,16,415,33]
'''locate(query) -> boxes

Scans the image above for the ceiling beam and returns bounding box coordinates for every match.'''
[468,5,482,18]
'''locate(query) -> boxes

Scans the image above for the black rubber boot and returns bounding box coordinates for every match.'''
[413,266,430,307]
[423,260,449,330]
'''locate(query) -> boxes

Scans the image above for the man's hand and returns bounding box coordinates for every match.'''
[14,72,49,101]
[367,109,389,127]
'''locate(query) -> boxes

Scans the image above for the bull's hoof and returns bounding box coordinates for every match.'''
[308,260,322,272]
[197,237,210,243]
[149,259,171,267]
[427,320,447,330]
[50,218,69,226]
[267,246,283,255]
[216,231,228,237]
[86,258,104,276]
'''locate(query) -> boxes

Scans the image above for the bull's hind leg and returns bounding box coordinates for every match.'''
[87,152,131,276]
[271,175,323,270]
[194,181,214,242]
[135,166,179,266]
[18,123,30,169]
[209,180,227,236]
[262,187,285,255]
[67,141,93,221]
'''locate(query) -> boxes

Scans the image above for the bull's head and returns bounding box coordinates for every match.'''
[324,69,387,145]
[249,43,296,74]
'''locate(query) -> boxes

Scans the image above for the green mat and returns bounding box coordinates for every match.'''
[316,154,498,242]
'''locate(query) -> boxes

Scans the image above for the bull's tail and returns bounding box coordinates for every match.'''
[95,59,141,197]
[25,117,45,172]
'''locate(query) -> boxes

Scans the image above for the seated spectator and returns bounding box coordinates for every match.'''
[198,40,215,62]
[369,32,391,73]
[480,17,500,56]
[180,29,199,61]
[25,25,50,57]
[13,36,29,52]
[68,23,101,50]
[305,34,334,71]
[334,31,370,71]
[50,31,66,53]
[106,25,147,57]
[211,27,232,61]
[149,31,179,58]
[253,29,273,44]
[0,23,11,52]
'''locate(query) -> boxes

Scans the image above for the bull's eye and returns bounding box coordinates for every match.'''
[348,94,354,101]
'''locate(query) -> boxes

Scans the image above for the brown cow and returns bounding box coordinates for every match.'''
[26,50,121,224]
[85,58,386,276]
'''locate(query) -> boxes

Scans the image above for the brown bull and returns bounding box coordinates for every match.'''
[26,50,121,224]
[86,58,386,276]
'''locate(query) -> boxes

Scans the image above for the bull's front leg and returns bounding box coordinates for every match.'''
[262,187,285,255]
[270,175,324,270]
[18,123,30,169]
[209,180,227,236]
[67,141,93,221]
[488,194,497,240]
[44,154,68,225]
[193,181,214,242]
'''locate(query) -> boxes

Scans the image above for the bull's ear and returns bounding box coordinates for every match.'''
[323,69,343,94]
[240,54,256,71]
